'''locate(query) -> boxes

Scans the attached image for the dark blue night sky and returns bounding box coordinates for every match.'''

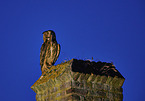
[0,0,145,101]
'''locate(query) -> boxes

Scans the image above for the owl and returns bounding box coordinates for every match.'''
[40,30,60,73]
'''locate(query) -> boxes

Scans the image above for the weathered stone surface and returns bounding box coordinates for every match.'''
[66,88,88,95]
[31,59,125,101]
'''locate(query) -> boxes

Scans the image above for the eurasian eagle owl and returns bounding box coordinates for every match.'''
[40,30,60,73]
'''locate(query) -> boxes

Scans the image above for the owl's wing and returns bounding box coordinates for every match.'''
[57,44,61,58]
[53,44,60,64]
[40,43,46,68]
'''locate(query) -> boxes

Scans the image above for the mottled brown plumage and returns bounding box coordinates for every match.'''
[40,30,60,73]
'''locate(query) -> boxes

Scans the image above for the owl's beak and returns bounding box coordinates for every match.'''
[46,37,50,41]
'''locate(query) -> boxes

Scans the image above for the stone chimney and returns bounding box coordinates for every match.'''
[31,59,125,101]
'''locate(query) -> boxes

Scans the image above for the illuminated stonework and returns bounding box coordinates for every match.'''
[31,59,125,101]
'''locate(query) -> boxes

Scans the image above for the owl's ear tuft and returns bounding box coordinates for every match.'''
[48,30,55,33]
[42,31,46,34]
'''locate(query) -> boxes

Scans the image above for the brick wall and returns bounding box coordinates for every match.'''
[31,59,125,101]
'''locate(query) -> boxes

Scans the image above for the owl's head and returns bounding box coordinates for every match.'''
[42,30,56,42]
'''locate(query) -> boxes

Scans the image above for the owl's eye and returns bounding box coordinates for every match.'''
[52,33,55,37]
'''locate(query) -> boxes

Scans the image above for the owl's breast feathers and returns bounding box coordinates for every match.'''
[40,41,60,69]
